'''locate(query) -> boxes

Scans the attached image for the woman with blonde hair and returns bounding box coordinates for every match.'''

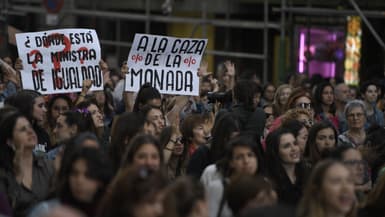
[297,160,357,217]
[272,84,292,116]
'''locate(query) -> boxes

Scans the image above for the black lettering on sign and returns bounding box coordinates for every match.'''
[51,48,97,63]
[69,31,94,44]
[165,55,181,68]
[128,68,194,92]
[171,39,206,55]
[137,36,149,52]
[35,33,66,47]
[32,69,46,91]
[150,37,168,53]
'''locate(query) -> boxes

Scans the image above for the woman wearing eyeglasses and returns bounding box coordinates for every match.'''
[160,126,186,180]
[338,100,367,148]
[313,82,339,131]
[330,145,371,204]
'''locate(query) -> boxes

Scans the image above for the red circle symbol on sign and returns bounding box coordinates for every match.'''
[43,0,64,13]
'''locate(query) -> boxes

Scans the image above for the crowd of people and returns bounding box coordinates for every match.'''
[1,55,385,217]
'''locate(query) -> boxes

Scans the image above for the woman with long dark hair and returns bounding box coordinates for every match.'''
[265,127,307,206]
[6,89,52,152]
[0,111,55,217]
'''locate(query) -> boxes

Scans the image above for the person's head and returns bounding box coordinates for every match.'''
[344,100,367,130]
[210,112,241,161]
[56,132,102,188]
[160,126,184,156]
[233,79,262,110]
[217,135,263,177]
[335,83,350,104]
[364,126,385,180]
[6,89,46,124]
[133,83,162,112]
[75,100,104,128]
[281,120,308,155]
[0,111,37,172]
[263,104,274,130]
[265,128,300,167]
[305,121,338,164]
[330,145,366,185]
[163,176,207,217]
[313,83,335,114]
[297,160,356,217]
[109,112,148,171]
[348,85,358,101]
[140,105,165,136]
[121,134,163,171]
[0,111,37,151]
[226,175,277,216]
[360,80,378,104]
[263,83,276,103]
[285,87,312,112]
[180,114,207,146]
[200,75,213,95]
[98,166,168,217]
[47,94,72,127]
[281,108,313,129]
[53,111,90,144]
[273,84,292,107]
[58,147,112,205]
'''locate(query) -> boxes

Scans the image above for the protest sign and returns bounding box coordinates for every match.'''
[125,34,207,96]
[16,28,102,94]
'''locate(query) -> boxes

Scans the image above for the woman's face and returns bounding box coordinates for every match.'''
[70,159,101,203]
[363,85,378,103]
[294,96,312,109]
[51,98,70,122]
[230,146,257,175]
[315,128,336,153]
[343,149,365,185]
[147,108,165,136]
[346,107,366,130]
[264,85,276,102]
[11,117,37,149]
[87,104,104,128]
[33,96,47,123]
[321,164,355,216]
[263,106,274,129]
[278,133,300,165]
[170,130,183,156]
[279,88,291,105]
[296,127,308,155]
[133,143,161,171]
[192,124,207,146]
[94,91,106,105]
[321,86,334,106]
[53,115,76,143]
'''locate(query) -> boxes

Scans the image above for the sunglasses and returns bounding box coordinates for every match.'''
[265,112,273,119]
[296,102,312,109]
[170,137,183,144]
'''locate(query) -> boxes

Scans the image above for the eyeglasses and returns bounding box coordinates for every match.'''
[347,113,364,119]
[170,137,183,144]
[265,112,273,119]
[296,103,312,109]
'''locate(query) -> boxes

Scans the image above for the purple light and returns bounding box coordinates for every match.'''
[299,33,305,73]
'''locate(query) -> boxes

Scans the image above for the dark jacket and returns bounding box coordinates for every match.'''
[230,104,266,140]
